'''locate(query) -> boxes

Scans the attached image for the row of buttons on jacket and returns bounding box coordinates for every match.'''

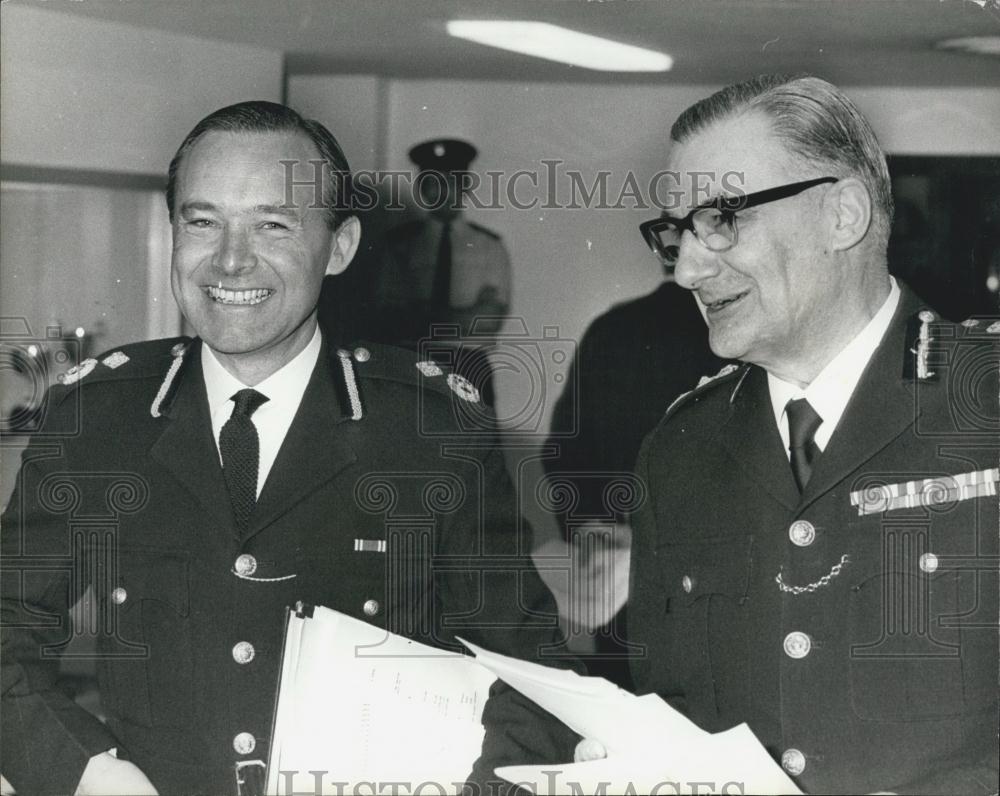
[104,550,392,772]
[227,551,382,766]
[775,517,940,782]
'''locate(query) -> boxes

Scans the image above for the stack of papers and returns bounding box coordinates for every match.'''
[460,638,802,795]
[264,605,801,795]
[266,605,497,795]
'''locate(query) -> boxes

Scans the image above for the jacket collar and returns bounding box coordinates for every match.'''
[150,338,359,541]
[718,284,924,512]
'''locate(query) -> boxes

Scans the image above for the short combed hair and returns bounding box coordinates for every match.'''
[672,74,894,250]
[165,100,353,229]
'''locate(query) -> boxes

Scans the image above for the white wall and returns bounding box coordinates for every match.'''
[287,75,385,173]
[850,88,1000,155]
[1,4,284,174]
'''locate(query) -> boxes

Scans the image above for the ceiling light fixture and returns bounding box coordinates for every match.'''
[936,36,1000,56]
[447,20,673,72]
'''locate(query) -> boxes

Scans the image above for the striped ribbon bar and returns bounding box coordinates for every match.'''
[850,468,999,516]
[353,538,387,553]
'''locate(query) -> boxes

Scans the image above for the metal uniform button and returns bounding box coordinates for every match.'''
[788,520,816,547]
[783,631,812,659]
[919,552,939,573]
[363,599,380,617]
[681,575,694,594]
[781,748,806,776]
[353,347,371,363]
[234,554,257,577]
[232,641,256,665]
[111,587,127,605]
[232,732,256,755]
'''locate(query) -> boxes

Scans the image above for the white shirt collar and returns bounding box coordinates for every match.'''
[201,325,322,496]
[768,277,900,457]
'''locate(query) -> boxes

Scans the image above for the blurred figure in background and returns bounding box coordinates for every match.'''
[373,139,511,406]
[543,273,724,689]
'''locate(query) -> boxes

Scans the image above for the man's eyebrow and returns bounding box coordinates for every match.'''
[252,204,301,219]
[179,201,218,214]
[660,191,744,221]
[178,202,303,219]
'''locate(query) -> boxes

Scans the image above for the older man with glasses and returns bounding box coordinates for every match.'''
[627,74,998,794]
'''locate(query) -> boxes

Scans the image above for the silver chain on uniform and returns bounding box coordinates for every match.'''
[775,554,850,594]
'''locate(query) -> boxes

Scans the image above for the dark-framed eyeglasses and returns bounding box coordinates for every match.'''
[639,177,838,268]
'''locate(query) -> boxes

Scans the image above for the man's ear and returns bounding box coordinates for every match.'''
[825,177,872,252]
[325,216,362,276]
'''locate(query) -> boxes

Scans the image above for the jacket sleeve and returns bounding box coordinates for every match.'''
[433,443,581,793]
[1,389,120,794]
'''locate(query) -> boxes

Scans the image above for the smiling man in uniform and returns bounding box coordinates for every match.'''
[1,101,574,795]
[629,75,998,793]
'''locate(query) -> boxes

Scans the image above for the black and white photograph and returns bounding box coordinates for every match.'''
[2,1,998,794]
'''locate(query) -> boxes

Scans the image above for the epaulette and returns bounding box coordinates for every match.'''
[902,308,999,382]
[55,337,190,390]
[662,363,747,423]
[467,221,501,240]
[337,341,482,413]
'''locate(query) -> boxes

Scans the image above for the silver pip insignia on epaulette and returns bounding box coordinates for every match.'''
[664,363,739,416]
[416,361,443,377]
[447,373,480,403]
[101,351,130,369]
[58,358,98,385]
[697,363,739,389]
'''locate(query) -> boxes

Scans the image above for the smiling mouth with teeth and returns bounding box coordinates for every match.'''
[206,286,274,306]
[706,291,748,312]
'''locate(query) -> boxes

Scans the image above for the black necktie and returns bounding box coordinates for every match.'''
[787,398,822,493]
[220,388,269,534]
[430,222,452,314]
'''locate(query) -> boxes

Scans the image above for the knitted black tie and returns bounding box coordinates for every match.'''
[220,388,269,534]
[787,398,822,493]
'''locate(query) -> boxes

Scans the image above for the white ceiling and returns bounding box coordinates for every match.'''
[35,0,1000,87]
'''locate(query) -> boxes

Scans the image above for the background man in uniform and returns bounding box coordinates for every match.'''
[628,74,998,793]
[373,139,511,406]
[543,275,723,690]
[0,102,575,795]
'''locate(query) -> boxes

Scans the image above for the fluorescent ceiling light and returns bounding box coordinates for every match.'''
[936,36,1000,56]
[447,20,673,72]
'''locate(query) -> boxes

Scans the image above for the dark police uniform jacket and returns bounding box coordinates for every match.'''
[628,287,999,794]
[1,336,576,795]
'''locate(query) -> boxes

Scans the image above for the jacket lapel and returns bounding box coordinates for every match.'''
[149,342,237,538]
[799,289,921,509]
[717,366,802,511]
[246,343,358,539]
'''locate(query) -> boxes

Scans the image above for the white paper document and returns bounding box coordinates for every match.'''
[460,638,802,796]
[265,605,497,795]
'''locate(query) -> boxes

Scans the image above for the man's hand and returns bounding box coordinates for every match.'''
[75,752,158,795]
[536,522,631,633]
[574,738,608,762]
